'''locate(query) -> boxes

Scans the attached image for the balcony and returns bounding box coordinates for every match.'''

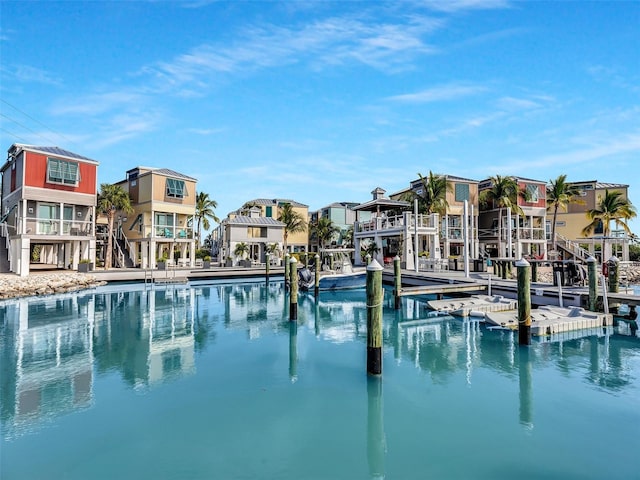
[355,212,438,236]
[24,218,93,237]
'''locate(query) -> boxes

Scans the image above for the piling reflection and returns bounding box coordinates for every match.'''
[367,376,385,479]
[518,347,533,430]
[289,321,298,382]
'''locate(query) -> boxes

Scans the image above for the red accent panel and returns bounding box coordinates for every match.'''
[23,152,97,194]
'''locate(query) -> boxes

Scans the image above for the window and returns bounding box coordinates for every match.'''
[455,183,470,202]
[47,158,80,186]
[265,206,272,217]
[166,179,186,198]
[248,227,267,238]
[525,184,539,202]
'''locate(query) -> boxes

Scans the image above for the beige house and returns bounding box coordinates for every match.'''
[113,167,197,269]
[240,198,309,253]
[553,180,632,262]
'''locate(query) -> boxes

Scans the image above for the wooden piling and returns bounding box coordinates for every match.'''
[608,256,619,294]
[366,259,384,375]
[587,256,597,311]
[393,256,401,310]
[531,261,538,283]
[314,254,321,297]
[289,257,298,321]
[265,253,270,281]
[284,253,290,289]
[516,258,531,345]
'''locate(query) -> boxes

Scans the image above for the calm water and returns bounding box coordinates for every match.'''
[1,280,639,480]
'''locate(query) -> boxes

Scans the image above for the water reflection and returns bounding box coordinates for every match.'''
[1,294,94,439]
[1,281,638,444]
[367,376,385,480]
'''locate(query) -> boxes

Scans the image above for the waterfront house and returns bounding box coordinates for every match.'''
[392,175,481,261]
[477,176,548,260]
[309,202,371,252]
[353,187,441,270]
[0,144,98,276]
[553,180,632,262]
[112,167,197,269]
[217,206,285,266]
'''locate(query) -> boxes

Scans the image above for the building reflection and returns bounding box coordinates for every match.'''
[92,286,196,390]
[0,285,199,437]
[0,294,95,439]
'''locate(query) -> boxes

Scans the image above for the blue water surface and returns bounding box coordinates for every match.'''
[1,280,639,480]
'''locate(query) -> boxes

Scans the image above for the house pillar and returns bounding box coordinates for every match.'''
[14,237,30,277]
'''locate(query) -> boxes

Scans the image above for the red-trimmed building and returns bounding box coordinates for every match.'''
[477,176,548,259]
[0,144,98,276]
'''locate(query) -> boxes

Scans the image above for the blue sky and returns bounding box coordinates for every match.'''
[1,1,639,234]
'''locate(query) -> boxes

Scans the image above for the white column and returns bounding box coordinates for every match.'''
[463,200,469,278]
[414,199,419,273]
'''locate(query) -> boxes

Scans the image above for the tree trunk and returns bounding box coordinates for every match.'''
[105,214,115,270]
[551,204,559,252]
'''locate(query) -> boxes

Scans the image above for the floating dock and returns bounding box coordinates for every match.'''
[484,306,613,336]
[426,294,518,317]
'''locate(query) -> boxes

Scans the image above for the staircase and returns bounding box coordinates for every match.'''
[111,230,135,268]
[554,234,591,263]
[0,223,10,273]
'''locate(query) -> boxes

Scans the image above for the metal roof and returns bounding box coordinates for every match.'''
[151,168,197,182]
[246,198,308,208]
[226,216,285,226]
[9,144,98,163]
[352,198,411,212]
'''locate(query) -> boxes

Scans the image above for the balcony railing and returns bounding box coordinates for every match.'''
[355,213,438,234]
[140,225,194,239]
[24,217,93,236]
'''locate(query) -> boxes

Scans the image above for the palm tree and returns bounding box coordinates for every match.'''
[412,171,452,215]
[479,175,522,252]
[310,217,340,250]
[361,240,380,259]
[278,203,307,254]
[581,189,637,261]
[546,175,584,251]
[234,242,249,261]
[97,183,133,270]
[194,192,219,248]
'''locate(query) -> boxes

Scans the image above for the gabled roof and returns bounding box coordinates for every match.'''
[246,198,308,208]
[7,144,98,164]
[225,216,285,227]
[151,168,197,182]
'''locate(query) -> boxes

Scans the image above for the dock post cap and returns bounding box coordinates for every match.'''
[367,259,384,271]
[586,256,597,263]
[608,255,619,263]
[394,255,400,260]
[290,257,298,264]
[515,257,530,267]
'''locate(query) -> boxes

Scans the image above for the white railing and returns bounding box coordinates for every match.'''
[356,213,438,234]
[555,234,591,262]
[24,217,93,236]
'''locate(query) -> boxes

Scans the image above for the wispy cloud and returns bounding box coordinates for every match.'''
[51,91,146,116]
[11,65,62,86]
[141,13,443,94]
[421,0,512,13]
[387,83,488,103]
[188,127,226,136]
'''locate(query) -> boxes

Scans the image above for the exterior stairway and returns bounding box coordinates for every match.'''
[0,224,10,273]
[554,234,591,263]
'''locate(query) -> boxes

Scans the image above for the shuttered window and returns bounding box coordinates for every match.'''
[166,178,186,198]
[454,183,470,202]
[47,158,80,186]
